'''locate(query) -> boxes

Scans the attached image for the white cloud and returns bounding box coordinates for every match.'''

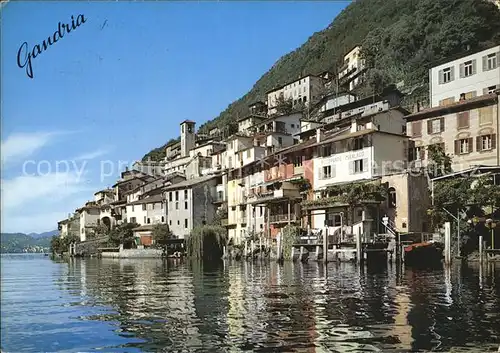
[1,171,93,210]
[0,130,77,166]
[72,148,110,161]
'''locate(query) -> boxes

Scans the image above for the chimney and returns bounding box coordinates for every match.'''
[316,128,324,143]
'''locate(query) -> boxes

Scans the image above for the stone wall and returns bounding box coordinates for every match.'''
[101,248,163,258]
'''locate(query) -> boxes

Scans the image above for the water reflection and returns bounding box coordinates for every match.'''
[2,254,500,352]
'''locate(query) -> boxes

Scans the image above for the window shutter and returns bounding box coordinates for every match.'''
[331,165,336,178]
[468,138,473,153]
[450,66,455,81]
[454,140,459,155]
[472,59,477,75]
[476,136,482,152]
[438,70,444,84]
[483,55,488,71]
[349,161,354,175]
[440,117,445,132]
[459,63,465,78]
[427,120,432,134]
[362,158,369,173]
[492,134,497,149]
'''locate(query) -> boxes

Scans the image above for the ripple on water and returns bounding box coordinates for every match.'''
[2,256,500,352]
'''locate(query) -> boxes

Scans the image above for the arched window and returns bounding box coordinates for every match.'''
[388,187,396,208]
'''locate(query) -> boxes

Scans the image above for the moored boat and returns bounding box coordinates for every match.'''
[404,240,444,266]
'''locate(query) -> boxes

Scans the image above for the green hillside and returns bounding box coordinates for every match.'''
[0,233,52,253]
[142,0,500,162]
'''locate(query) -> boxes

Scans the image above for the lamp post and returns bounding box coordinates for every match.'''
[485,218,497,250]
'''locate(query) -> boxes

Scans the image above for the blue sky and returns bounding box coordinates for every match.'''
[1,1,348,233]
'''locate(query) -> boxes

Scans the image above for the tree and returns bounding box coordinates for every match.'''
[274,94,294,115]
[108,222,139,248]
[87,223,110,239]
[186,225,227,261]
[152,224,174,249]
[427,144,452,178]
[325,181,387,234]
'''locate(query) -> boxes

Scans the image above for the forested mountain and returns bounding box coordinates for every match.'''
[142,0,500,162]
[0,233,52,253]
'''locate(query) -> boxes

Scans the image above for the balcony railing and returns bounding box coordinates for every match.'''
[269,214,298,223]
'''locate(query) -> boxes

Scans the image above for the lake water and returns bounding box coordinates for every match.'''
[1,254,500,353]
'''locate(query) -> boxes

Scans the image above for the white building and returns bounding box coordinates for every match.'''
[266,75,326,115]
[429,45,500,107]
[338,46,366,91]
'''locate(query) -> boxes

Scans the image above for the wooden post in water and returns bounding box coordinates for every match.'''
[277,233,282,261]
[356,230,362,264]
[444,222,451,265]
[479,235,483,263]
[323,226,328,263]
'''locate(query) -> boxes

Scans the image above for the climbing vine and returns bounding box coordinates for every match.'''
[281,225,300,260]
[186,225,227,261]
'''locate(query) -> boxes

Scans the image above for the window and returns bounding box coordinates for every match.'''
[410,146,425,161]
[457,112,470,130]
[291,124,295,128]
[461,60,475,77]
[357,124,365,131]
[427,118,444,134]
[483,52,499,71]
[455,138,472,154]
[131,205,134,212]
[142,204,146,211]
[293,155,303,167]
[185,201,188,210]
[321,144,332,157]
[185,219,188,228]
[169,192,172,202]
[175,191,179,201]
[412,121,422,137]
[353,137,364,150]
[144,216,146,223]
[147,218,151,224]
[130,217,136,223]
[169,220,172,225]
[184,190,188,199]
[477,134,496,151]
[479,106,493,125]
[177,220,180,225]
[354,159,365,173]
[278,137,283,146]
[322,166,332,179]
[484,85,498,95]
[440,67,453,84]
[162,216,165,223]
[388,187,396,208]
[325,214,342,227]
[259,207,263,217]
[175,202,179,210]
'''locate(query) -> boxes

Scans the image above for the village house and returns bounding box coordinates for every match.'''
[75,201,101,242]
[57,213,80,239]
[406,91,499,172]
[164,174,220,239]
[338,46,366,92]
[429,45,500,108]
[266,74,327,115]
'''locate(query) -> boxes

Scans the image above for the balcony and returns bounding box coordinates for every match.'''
[269,214,299,224]
[247,188,301,204]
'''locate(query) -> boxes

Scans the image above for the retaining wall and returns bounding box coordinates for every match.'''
[100,248,163,258]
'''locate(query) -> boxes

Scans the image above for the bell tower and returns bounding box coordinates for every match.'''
[180,120,196,157]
